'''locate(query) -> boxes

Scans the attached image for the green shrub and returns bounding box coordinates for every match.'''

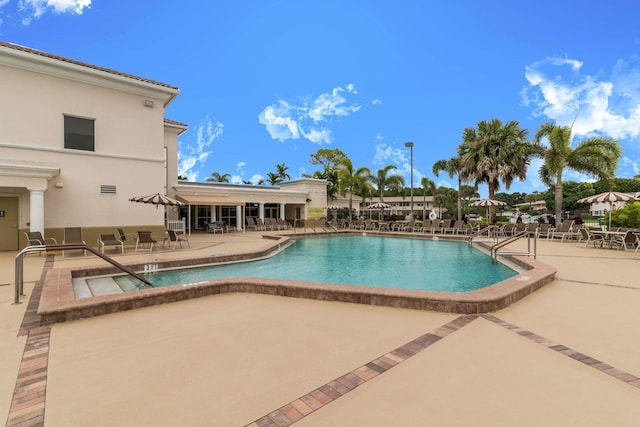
[608,201,640,228]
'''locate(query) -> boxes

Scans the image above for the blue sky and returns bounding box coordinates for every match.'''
[2,0,640,197]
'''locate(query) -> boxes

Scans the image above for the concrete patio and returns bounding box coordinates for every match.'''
[1,231,639,426]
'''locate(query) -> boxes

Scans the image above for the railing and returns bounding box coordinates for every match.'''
[467,225,498,244]
[490,231,537,263]
[14,243,154,305]
[167,219,186,234]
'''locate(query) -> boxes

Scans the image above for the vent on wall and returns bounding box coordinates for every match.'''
[100,185,117,195]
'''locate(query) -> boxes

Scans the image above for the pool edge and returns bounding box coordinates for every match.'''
[37,233,557,324]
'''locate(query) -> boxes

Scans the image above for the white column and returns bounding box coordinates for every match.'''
[29,189,45,234]
[259,203,265,220]
[280,203,285,220]
[236,205,243,231]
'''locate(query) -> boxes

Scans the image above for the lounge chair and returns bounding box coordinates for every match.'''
[429,219,441,234]
[206,221,227,234]
[550,220,575,242]
[435,219,451,234]
[445,220,464,234]
[116,228,135,247]
[63,227,86,256]
[164,229,190,249]
[24,231,57,247]
[500,223,515,237]
[536,223,552,239]
[135,230,157,252]
[98,233,124,254]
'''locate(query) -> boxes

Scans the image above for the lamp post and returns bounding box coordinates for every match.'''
[405,141,414,219]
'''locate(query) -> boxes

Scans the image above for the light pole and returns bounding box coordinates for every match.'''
[405,141,414,219]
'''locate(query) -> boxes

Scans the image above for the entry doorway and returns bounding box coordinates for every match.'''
[0,197,19,251]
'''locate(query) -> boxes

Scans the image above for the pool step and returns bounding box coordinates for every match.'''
[72,275,142,299]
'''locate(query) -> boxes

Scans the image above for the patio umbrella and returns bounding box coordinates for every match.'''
[369,202,391,221]
[469,198,506,222]
[577,191,637,230]
[129,193,185,209]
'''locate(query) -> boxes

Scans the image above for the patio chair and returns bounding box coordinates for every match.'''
[24,231,57,247]
[98,233,124,254]
[429,219,441,234]
[500,223,515,237]
[164,229,190,249]
[550,220,575,242]
[536,223,552,239]
[579,228,605,248]
[135,230,157,252]
[609,230,637,251]
[435,219,451,234]
[116,228,135,247]
[206,221,227,234]
[63,227,86,256]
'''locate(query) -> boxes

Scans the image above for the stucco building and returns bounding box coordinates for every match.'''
[0,41,327,251]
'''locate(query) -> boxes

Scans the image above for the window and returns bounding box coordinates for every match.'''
[64,115,95,151]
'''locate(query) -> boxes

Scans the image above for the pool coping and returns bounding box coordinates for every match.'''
[37,233,557,325]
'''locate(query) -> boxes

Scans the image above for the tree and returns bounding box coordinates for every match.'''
[432,156,464,219]
[434,187,457,218]
[266,172,280,186]
[337,158,370,219]
[458,118,540,223]
[535,122,622,222]
[275,162,291,182]
[368,165,405,218]
[420,177,436,220]
[304,148,348,201]
[205,172,231,183]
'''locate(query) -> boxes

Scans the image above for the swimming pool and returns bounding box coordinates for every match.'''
[129,235,518,292]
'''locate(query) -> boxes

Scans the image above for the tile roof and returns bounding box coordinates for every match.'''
[0,40,178,90]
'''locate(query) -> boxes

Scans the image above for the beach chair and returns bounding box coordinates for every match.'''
[164,229,190,249]
[98,233,124,254]
[435,219,451,234]
[429,219,441,234]
[609,230,637,251]
[135,230,157,252]
[550,220,574,242]
[536,223,552,239]
[63,227,86,256]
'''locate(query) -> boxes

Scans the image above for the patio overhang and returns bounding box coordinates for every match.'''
[176,194,243,206]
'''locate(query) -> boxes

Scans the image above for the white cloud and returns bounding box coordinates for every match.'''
[258,84,361,145]
[521,55,640,182]
[178,115,224,181]
[18,0,90,24]
[372,99,382,105]
[522,56,640,139]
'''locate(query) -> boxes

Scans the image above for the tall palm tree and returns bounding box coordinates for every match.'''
[275,162,291,182]
[458,118,540,223]
[368,165,405,219]
[205,172,231,183]
[420,177,436,220]
[337,158,371,219]
[535,122,621,222]
[432,156,464,220]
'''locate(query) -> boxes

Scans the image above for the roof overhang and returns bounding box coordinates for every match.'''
[176,194,243,206]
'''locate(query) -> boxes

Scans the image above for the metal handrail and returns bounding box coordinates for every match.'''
[14,243,153,305]
[490,231,537,262]
[467,225,498,244]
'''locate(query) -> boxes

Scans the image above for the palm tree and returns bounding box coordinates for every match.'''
[275,162,291,182]
[458,118,540,223]
[420,177,436,220]
[205,172,231,183]
[368,165,405,219]
[535,122,621,222]
[266,172,280,186]
[432,156,464,220]
[337,158,371,220]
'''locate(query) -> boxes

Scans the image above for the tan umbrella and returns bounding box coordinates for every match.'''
[129,193,185,209]
[369,202,391,221]
[469,199,506,221]
[577,191,637,230]
[326,204,340,221]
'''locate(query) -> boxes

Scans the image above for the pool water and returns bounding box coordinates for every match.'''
[137,235,518,292]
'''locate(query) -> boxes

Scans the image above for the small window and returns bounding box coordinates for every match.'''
[64,116,95,151]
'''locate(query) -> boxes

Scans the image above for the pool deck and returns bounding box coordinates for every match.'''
[1,230,639,426]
